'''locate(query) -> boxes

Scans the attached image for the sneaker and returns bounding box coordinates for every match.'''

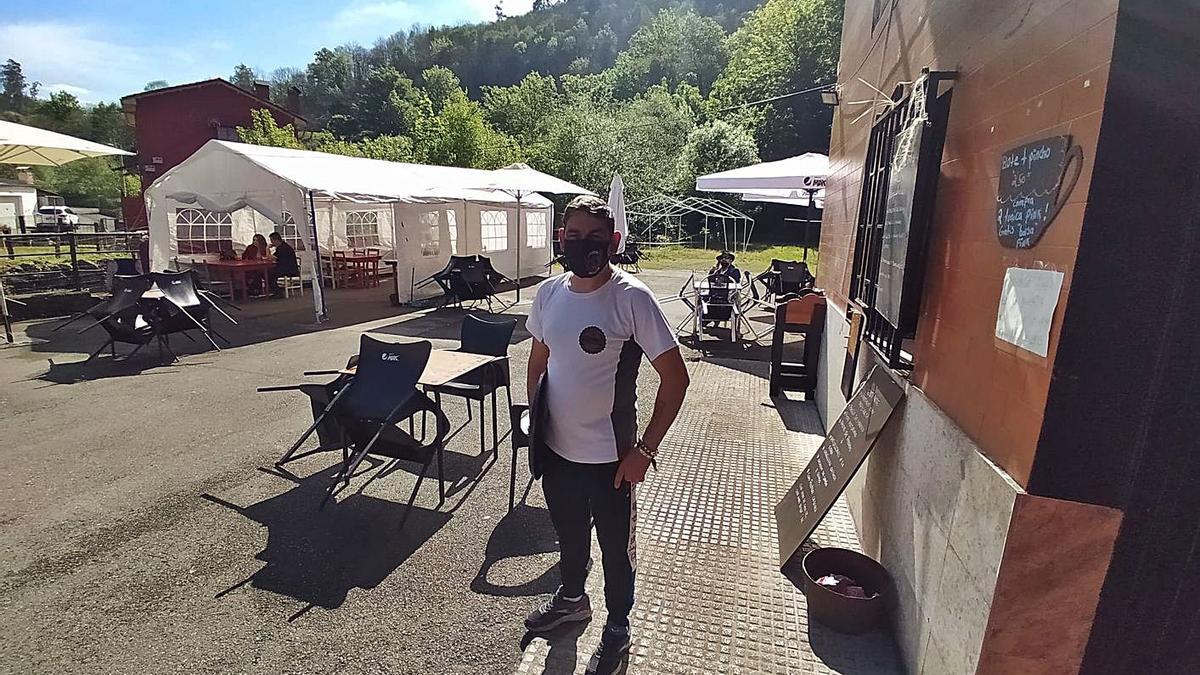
[524,591,592,632]
[585,623,631,675]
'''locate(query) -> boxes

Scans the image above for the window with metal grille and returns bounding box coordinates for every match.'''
[525,211,548,249]
[344,210,381,249]
[175,208,232,255]
[481,210,508,252]
[849,70,955,370]
[272,211,305,251]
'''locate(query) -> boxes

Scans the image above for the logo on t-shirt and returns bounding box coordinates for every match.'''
[578,326,607,354]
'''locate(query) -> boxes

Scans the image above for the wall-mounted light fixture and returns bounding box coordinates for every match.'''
[820,86,841,106]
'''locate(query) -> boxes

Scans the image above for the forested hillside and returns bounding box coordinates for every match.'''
[1,0,843,209]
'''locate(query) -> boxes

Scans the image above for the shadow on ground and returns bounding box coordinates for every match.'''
[472,503,559,598]
[201,465,452,621]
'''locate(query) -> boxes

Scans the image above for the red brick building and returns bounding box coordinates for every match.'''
[120,79,305,228]
[815,0,1199,673]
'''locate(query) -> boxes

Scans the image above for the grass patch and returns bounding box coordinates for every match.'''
[638,244,818,275]
[0,245,133,273]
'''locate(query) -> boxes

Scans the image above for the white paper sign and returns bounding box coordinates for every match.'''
[995,267,1064,357]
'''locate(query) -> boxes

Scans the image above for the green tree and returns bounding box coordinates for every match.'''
[710,0,842,157]
[1,59,33,113]
[33,158,122,211]
[31,91,88,137]
[421,65,462,113]
[424,96,521,169]
[356,134,415,162]
[611,9,729,99]
[304,48,354,123]
[354,66,433,139]
[236,108,303,149]
[480,72,561,141]
[231,63,260,90]
[87,102,133,150]
[143,80,169,91]
[673,120,759,192]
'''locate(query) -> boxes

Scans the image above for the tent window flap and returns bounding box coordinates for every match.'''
[345,210,381,248]
[526,211,548,249]
[176,207,233,255]
[481,209,508,253]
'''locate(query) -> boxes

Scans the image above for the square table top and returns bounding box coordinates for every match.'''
[340,348,500,387]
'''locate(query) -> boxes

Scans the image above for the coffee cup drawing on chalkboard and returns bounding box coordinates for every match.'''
[996,135,1084,249]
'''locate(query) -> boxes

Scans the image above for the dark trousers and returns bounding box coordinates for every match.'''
[542,449,636,627]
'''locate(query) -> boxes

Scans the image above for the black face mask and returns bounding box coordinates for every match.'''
[562,237,612,278]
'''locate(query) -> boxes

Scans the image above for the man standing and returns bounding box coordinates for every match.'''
[524,195,690,675]
[267,231,299,298]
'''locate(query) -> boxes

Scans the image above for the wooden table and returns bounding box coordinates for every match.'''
[340,349,499,387]
[325,251,382,289]
[203,260,275,302]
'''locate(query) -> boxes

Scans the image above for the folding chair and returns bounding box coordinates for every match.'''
[146,270,234,353]
[752,259,816,304]
[85,303,157,363]
[425,315,517,458]
[258,354,360,467]
[316,337,450,517]
[698,273,738,342]
[54,273,152,333]
[612,239,643,273]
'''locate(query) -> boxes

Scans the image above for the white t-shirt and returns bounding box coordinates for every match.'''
[526,268,678,463]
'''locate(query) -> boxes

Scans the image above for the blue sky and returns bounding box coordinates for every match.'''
[1,0,533,104]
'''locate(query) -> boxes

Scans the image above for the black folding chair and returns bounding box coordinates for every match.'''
[259,354,359,467]
[700,273,737,329]
[55,273,153,333]
[85,303,157,364]
[508,404,530,511]
[318,337,450,518]
[752,259,815,304]
[425,315,517,459]
[147,270,232,353]
[612,239,643,273]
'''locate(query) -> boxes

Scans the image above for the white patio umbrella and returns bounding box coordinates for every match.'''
[608,174,628,253]
[695,152,829,192]
[697,153,830,262]
[0,119,133,166]
[0,120,132,344]
[473,163,595,301]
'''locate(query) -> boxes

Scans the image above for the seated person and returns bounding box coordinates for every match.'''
[242,234,269,260]
[708,250,742,283]
[267,232,299,298]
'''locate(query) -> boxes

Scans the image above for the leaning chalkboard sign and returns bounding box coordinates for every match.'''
[996,136,1083,249]
[775,366,906,567]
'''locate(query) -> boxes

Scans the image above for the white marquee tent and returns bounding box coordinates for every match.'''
[145,140,559,320]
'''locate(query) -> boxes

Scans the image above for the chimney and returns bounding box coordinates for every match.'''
[253,80,270,102]
[287,86,303,116]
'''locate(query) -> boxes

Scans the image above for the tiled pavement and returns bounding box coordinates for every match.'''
[515,359,903,675]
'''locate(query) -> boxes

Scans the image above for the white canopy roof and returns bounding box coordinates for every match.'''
[696,152,829,192]
[477,162,595,196]
[0,119,133,166]
[150,140,554,207]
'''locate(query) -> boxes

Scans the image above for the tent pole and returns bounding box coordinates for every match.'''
[0,275,13,344]
[307,190,328,322]
[805,189,817,263]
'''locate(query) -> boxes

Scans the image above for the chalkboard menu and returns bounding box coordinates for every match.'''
[877,119,923,327]
[996,136,1082,249]
[775,366,906,567]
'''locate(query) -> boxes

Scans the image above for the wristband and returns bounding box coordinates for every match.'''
[635,438,658,470]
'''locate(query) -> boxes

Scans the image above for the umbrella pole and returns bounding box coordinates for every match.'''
[805,189,817,263]
[515,194,523,303]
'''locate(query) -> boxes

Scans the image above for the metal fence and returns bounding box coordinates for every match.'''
[0,231,145,295]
